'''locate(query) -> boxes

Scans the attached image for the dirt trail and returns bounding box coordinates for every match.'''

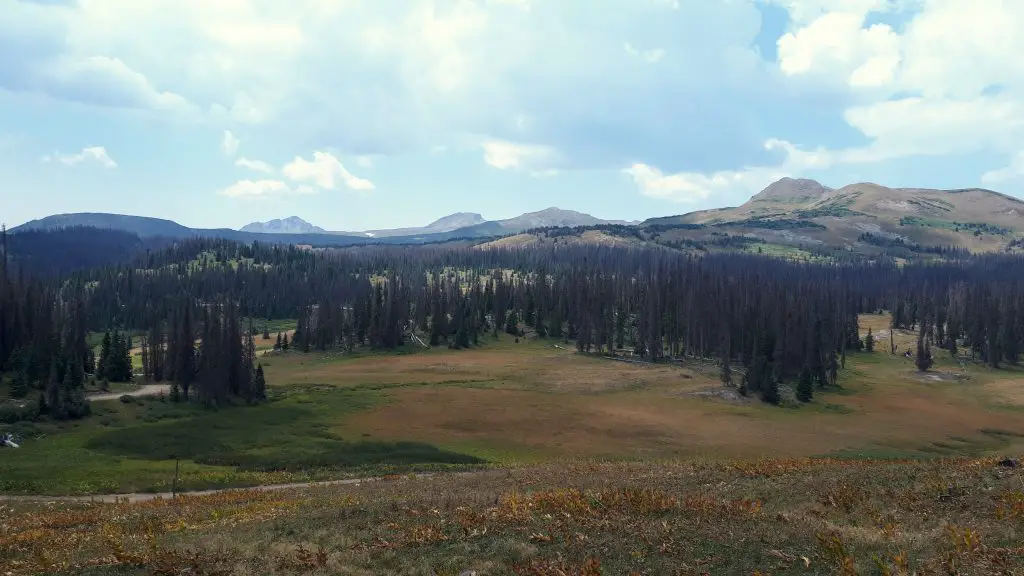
[4,473,453,503]
[87,384,171,402]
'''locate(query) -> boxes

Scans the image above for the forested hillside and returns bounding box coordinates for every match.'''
[6,228,1024,419]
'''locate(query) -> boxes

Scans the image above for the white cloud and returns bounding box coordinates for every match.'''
[766,0,913,26]
[235,157,274,173]
[487,0,532,10]
[282,151,375,191]
[481,139,557,171]
[762,0,1024,189]
[624,42,666,63]
[43,55,193,112]
[983,151,1024,186]
[777,12,900,88]
[43,146,117,169]
[356,156,374,168]
[221,130,240,155]
[218,179,294,198]
[16,0,1018,210]
[624,139,834,202]
[0,0,775,171]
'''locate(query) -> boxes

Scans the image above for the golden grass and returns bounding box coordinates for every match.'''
[4,457,1023,575]
[259,322,1024,463]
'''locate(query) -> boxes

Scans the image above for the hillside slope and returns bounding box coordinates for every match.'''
[644,178,1024,253]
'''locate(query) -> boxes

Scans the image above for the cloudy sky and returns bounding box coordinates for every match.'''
[1,0,1021,231]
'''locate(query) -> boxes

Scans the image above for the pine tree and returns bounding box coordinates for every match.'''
[275,332,282,350]
[864,328,874,352]
[429,294,445,346]
[796,364,814,402]
[719,344,732,385]
[615,303,627,351]
[505,309,519,336]
[10,370,28,398]
[827,350,839,387]
[140,335,150,380]
[762,374,781,405]
[122,333,133,381]
[63,355,89,419]
[97,331,111,380]
[916,334,933,372]
[282,333,290,351]
[254,364,267,401]
[263,326,271,340]
[46,360,65,419]
[84,347,96,375]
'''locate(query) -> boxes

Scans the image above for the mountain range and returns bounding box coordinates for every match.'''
[11,207,633,246]
[10,179,1024,256]
[239,208,635,238]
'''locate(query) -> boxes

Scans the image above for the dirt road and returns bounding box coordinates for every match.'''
[86,384,171,402]
[5,473,447,503]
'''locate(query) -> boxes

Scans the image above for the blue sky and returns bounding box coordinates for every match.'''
[2,0,1022,231]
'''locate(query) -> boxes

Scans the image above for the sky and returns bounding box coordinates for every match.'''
[2,0,1023,231]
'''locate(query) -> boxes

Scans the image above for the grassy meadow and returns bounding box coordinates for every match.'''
[1,313,1023,497]
[3,457,1023,575]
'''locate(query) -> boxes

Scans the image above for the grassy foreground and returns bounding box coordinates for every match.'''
[3,457,1023,575]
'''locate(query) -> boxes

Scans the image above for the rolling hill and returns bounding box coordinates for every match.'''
[476,179,1024,258]
[646,178,1024,253]
[338,212,488,238]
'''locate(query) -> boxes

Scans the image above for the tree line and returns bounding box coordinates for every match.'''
[9,229,1024,417]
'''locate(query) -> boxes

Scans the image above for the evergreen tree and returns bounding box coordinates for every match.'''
[719,344,732,385]
[63,355,89,419]
[263,326,271,340]
[275,332,282,350]
[282,333,290,351]
[429,292,445,346]
[916,334,933,372]
[796,364,814,403]
[10,370,28,399]
[84,347,96,375]
[140,335,150,380]
[254,364,267,401]
[864,328,874,352]
[46,360,65,419]
[97,331,111,380]
[505,309,519,336]
[121,333,133,381]
[762,373,781,405]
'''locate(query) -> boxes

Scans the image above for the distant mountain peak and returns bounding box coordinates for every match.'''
[751,177,833,204]
[425,212,486,230]
[240,217,326,235]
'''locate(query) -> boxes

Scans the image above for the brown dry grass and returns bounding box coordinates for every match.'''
[983,379,1024,408]
[265,341,690,393]
[5,457,1023,575]
[261,324,1024,463]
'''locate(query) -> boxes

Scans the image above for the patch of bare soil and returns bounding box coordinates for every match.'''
[686,386,752,403]
[914,371,970,383]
